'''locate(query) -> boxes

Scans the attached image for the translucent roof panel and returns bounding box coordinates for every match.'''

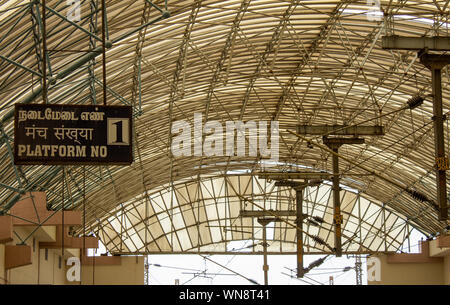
[0,0,449,253]
[97,174,413,254]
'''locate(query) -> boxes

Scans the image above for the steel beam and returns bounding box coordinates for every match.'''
[113,250,380,255]
[382,36,450,51]
[379,37,450,221]
[0,55,43,78]
[323,137,365,147]
[296,188,304,278]
[431,67,448,221]
[257,218,273,285]
[323,137,364,257]
[258,171,331,180]
[331,147,342,257]
[275,180,308,188]
[240,210,296,217]
[1,7,170,124]
[43,4,103,44]
[1,46,103,124]
[261,179,321,278]
[297,125,384,136]
[419,53,450,221]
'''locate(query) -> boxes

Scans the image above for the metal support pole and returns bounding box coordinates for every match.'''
[322,137,364,257]
[42,0,47,104]
[262,222,269,285]
[101,0,107,106]
[419,52,450,220]
[0,7,170,124]
[1,45,103,124]
[61,167,65,257]
[256,217,272,285]
[355,255,362,285]
[332,148,342,257]
[431,68,448,221]
[296,188,304,278]
[138,56,142,114]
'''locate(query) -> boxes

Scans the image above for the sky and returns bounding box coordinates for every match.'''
[147,253,366,285]
[144,229,425,285]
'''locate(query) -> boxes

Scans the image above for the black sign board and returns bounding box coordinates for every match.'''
[14,104,133,165]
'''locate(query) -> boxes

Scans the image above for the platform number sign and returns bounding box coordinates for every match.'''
[14,104,133,165]
[107,118,130,145]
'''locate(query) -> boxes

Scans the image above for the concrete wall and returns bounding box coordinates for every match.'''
[0,226,144,285]
[0,192,145,285]
[445,256,450,285]
[37,249,66,285]
[0,244,5,284]
[6,227,66,285]
[76,256,145,285]
[368,254,444,285]
[368,237,450,285]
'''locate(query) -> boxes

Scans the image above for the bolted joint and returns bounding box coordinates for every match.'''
[105,40,113,49]
[48,76,56,85]
[436,157,449,171]
[431,115,447,121]
[333,214,343,225]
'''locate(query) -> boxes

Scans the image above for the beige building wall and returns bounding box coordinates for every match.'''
[37,248,66,285]
[7,230,39,284]
[0,225,145,285]
[76,256,145,285]
[0,193,144,285]
[6,227,66,285]
[445,256,450,285]
[0,244,5,284]
[368,254,444,285]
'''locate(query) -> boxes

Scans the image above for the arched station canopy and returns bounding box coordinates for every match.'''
[0,0,449,254]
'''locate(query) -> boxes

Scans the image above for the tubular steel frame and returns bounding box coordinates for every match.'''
[0,1,448,257]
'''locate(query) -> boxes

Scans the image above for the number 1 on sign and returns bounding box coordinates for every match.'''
[113,120,123,143]
[107,118,130,145]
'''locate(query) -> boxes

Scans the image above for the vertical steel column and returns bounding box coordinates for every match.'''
[81,166,86,285]
[296,188,304,278]
[101,0,107,105]
[257,218,271,285]
[262,222,268,285]
[332,148,342,257]
[322,137,363,256]
[42,0,47,103]
[419,52,450,221]
[355,255,362,285]
[431,67,448,221]
[61,167,65,258]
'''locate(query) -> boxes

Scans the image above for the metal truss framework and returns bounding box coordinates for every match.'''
[98,174,414,255]
[0,0,449,255]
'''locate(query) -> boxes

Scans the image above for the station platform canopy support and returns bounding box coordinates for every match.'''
[382,36,450,221]
[295,126,385,257]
